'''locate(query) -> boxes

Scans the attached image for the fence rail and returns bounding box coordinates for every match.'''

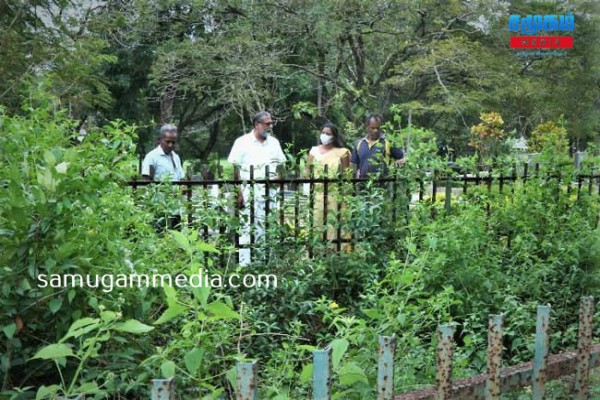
[127,164,600,265]
[146,297,597,400]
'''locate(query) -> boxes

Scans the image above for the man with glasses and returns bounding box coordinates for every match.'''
[228,111,286,266]
[141,124,185,181]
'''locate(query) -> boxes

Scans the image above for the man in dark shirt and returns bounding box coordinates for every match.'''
[350,114,404,178]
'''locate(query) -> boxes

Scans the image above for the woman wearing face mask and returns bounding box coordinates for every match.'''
[307,123,350,174]
[306,123,351,252]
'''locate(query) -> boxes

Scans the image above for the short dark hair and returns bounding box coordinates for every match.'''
[322,122,345,148]
[251,111,271,126]
[365,114,383,126]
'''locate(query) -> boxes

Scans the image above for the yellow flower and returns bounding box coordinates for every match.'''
[329,301,339,310]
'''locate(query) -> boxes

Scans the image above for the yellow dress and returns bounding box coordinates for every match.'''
[308,146,351,250]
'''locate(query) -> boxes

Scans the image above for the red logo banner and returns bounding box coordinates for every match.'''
[510,36,573,49]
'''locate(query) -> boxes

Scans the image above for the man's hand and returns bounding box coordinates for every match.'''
[395,158,406,167]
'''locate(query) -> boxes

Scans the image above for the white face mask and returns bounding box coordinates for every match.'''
[320,133,334,145]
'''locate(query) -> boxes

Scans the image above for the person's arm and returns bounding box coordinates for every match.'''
[390,146,405,167]
[141,155,154,181]
[340,150,350,173]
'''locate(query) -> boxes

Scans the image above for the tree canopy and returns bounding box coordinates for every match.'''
[2,0,599,162]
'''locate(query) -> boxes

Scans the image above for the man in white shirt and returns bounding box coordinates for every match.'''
[141,124,185,231]
[141,124,185,181]
[227,111,286,266]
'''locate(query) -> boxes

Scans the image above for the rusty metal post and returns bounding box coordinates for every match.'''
[532,305,551,400]
[151,379,175,400]
[575,296,594,400]
[313,346,332,400]
[435,325,455,400]
[377,335,396,400]
[237,360,258,400]
[485,314,503,400]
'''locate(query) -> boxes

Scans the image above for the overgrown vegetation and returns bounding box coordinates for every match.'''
[1,1,599,398]
[1,105,598,399]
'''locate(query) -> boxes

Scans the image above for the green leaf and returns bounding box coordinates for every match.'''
[49,298,63,314]
[226,366,236,389]
[338,362,368,386]
[154,304,186,325]
[114,319,154,334]
[36,384,60,400]
[361,309,382,320]
[399,271,416,286]
[161,360,176,378]
[300,363,313,384]
[296,344,317,352]
[171,231,191,253]
[206,301,240,320]
[0,228,14,237]
[196,241,220,254]
[184,347,204,375]
[76,381,100,395]
[163,285,178,306]
[3,323,16,339]
[32,344,75,360]
[38,169,56,192]
[330,338,349,368]
[192,285,211,307]
[100,310,119,323]
[43,150,57,166]
[67,289,76,303]
[62,317,100,341]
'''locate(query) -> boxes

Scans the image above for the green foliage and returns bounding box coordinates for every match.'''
[529,118,569,154]
[2,106,600,398]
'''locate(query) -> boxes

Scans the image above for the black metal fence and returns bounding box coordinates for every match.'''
[127,164,600,265]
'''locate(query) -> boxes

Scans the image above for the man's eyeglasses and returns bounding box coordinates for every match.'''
[260,121,273,126]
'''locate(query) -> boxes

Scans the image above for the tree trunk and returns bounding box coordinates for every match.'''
[199,120,220,162]
[160,83,177,124]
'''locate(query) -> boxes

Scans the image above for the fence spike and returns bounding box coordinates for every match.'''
[485,314,503,400]
[532,305,551,400]
[151,379,175,400]
[313,347,332,400]
[435,324,455,400]
[377,335,396,400]
[237,360,258,400]
[575,296,594,400]
[444,176,452,213]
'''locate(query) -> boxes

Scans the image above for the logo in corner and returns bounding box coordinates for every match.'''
[508,13,574,50]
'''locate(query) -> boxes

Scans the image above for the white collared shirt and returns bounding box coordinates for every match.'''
[227,131,286,180]
[141,145,184,181]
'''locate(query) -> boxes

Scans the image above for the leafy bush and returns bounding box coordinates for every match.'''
[529,119,569,154]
